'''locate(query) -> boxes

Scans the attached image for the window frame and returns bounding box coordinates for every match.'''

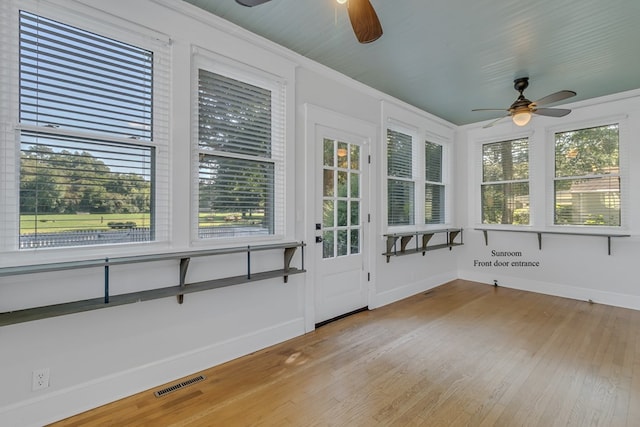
[383,113,451,233]
[479,137,530,226]
[0,2,170,260]
[191,49,287,245]
[546,117,628,231]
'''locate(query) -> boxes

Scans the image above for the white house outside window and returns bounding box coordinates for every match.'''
[554,124,620,226]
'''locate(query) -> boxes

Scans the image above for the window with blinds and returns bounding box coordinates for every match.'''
[481,138,529,225]
[197,68,284,239]
[425,141,444,224]
[17,11,156,248]
[387,128,415,226]
[554,124,620,226]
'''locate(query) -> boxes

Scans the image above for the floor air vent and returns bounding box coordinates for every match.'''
[154,375,206,397]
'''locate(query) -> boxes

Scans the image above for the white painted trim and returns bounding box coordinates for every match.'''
[0,317,305,427]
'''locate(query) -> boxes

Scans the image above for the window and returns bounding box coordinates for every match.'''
[16,10,160,249]
[387,129,415,226]
[196,64,285,239]
[386,128,447,227]
[425,141,444,224]
[481,138,529,225]
[554,124,620,226]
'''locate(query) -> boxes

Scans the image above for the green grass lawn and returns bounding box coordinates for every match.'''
[20,213,151,234]
[20,212,265,233]
[198,212,265,228]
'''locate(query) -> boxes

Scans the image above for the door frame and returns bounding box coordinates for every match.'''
[303,104,377,332]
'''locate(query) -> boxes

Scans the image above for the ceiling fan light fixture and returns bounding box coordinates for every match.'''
[473,78,576,129]
[336,0,347,4]
[512,110,532,126]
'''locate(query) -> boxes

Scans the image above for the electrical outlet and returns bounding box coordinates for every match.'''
[32,368,50,391]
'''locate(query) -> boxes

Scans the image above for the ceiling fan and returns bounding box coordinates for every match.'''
[235,0,383,44]
[473,77,576,128]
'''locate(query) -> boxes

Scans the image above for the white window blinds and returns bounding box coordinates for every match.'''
[425,141,444,224]
[19,10,153,139]
[387,128,415,226]
[197,67,285,239]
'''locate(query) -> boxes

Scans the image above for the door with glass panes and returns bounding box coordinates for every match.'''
[315,130,369,324]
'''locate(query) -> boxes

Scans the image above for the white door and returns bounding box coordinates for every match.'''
[315,128,369,324]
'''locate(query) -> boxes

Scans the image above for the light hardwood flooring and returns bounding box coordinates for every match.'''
[51,279,640,426]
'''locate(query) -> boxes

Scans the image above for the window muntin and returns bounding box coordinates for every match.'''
[481,138,529,225]
[17,11,156,249]
[554,124,620,226]
[425,141,444,224]
[196,67,284,239]
[322,139,361,259]
[387,128,415,226]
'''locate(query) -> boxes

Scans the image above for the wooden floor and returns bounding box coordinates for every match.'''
[51,280,640,426]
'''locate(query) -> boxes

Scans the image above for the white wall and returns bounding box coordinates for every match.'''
[0,1,459,425]
[4,1,638,425]
[456,90,640,310]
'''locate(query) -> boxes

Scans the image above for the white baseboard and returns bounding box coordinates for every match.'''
[458,270,640,311]
[371,271,457,309]
[0,317,306,427]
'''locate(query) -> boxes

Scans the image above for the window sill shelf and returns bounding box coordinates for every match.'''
[0,242,306,326]
[382,228,464,262]
[474,228,629,255]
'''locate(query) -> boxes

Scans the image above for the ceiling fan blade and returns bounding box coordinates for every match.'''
[472,108,508,112]
[533,90,576,107]
[235,0,272,6]
[532,107,572,117]
[483,115,509,129]
[347,0,383,43]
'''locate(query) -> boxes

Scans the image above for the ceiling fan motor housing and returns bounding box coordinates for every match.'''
[514,77,529,93]
[510,77,533,112]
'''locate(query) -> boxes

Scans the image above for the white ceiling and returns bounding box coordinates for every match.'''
[182,0,640,125]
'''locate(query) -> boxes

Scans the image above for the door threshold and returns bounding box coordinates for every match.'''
[315,306,368,329]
